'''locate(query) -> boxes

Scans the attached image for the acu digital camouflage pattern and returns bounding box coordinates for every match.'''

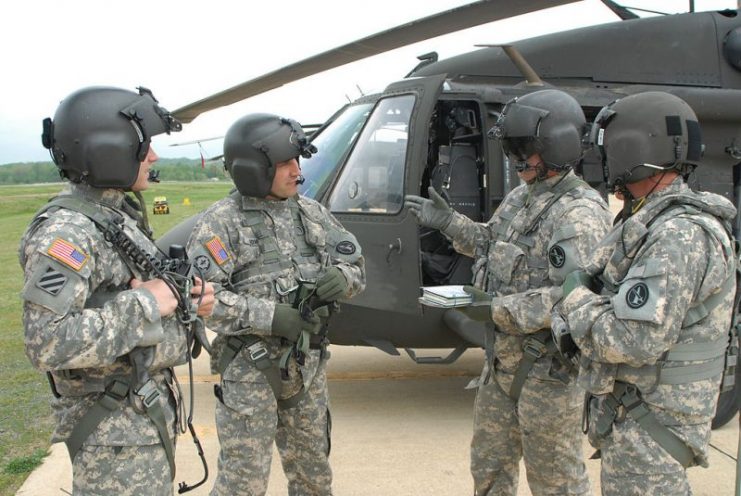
[444,170,611,495]
[19,183,189,495]
[559,178,737,495]
[186,193,364,496]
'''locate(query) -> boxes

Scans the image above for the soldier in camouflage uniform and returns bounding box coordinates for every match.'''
[407,89,611,495]
[186,113,365,496]
[554,92,736,495]
[20,86,215,495]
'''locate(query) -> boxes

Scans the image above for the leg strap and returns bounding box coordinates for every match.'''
[217,335,308,410]
[135,378,176,479]
[509,330,558,401]
[611,382,697,468]
[64,375,177,480]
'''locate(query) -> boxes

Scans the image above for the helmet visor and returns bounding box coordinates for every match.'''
[501,136,543,162]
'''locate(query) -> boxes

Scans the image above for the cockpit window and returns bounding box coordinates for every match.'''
[298,103,373,199]
[328,94,414,213]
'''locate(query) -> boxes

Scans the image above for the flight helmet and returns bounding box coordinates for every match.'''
[589,91,702,194]
[223,113,317,197]
[42,86,181,189]
[489,89,586,173]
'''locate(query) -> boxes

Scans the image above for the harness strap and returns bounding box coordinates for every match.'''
[615,336,729,386]
[65,378,129,462]
[216,335,312,410]
[229,198,321,285]
[64,376,177,478]
[612,382,697,468]
[135,378,177,479]
[509,329,560,401]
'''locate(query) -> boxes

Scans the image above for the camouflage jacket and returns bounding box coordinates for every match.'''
[19,183,187,445]
[446,171,611,378]
[186,193,365,397]
[560,178,736,460]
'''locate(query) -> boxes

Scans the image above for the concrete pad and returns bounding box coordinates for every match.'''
[16,345,739,495]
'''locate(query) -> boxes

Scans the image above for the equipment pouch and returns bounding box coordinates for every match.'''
[488,241,526,287]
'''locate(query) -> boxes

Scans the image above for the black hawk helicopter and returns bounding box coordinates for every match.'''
[158,0,741,427]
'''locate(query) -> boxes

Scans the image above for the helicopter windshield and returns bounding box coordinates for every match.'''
[298,102,374,199]
[328,94,414,213]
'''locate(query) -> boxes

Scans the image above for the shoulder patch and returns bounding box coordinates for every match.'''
[336,240,357,256]
[548,245,566,268]
[626,282,649,309]
[46,238,88,271]
[205,236,230,265]
[36,266,68,295]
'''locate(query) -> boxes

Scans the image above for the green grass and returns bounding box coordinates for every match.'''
[0,181,231,495]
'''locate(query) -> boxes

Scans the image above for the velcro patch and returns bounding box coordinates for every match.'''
[36,266,68,295]
[206,236,230,265]
[47,238,88,271]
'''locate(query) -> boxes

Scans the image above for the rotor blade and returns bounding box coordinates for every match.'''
[599,0,639,19]
[173,0,578,123]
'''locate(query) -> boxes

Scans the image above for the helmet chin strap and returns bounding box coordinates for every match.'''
[617,170,668,219]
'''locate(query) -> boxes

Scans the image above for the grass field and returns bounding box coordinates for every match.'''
[0,181,231,495]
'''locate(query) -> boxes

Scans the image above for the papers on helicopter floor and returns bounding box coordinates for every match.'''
[418,285,473,308]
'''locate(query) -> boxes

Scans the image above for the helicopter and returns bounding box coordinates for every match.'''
[156,0,741,427]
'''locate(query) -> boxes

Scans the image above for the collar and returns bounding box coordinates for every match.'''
[527,170,572,197]
[65,183,127,209]
[239,194,299,211]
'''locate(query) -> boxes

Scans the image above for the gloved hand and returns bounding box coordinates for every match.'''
[550,312,579,366]
[457,285,492,322]
[316,267,349,302]
[562,270,596,299]
[405,187,454,231]
[271,303,321,341]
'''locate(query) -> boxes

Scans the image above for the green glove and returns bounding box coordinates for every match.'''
[316,267,349,302]
[271,303,321,341]
[405,187,454,231]
[562,270,596,299]
[457,285,492,322]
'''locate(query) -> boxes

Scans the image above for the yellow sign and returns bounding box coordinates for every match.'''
[182,197,191,206]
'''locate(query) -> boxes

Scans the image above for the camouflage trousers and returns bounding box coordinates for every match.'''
[470,366,591,496]
[72,443,172,495]
[588,395,694,496]
[210,360,332,496]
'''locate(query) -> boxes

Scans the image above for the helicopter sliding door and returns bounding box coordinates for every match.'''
[328,74,446,315]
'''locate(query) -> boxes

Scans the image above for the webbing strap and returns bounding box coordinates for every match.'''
[136,379,176,479]
[65,378,130,463]
[509,330,558,401]
[612,382,696,468]
[682,269,736,328]
[216,335,307,410]
[64,376,177,480]
[616,337,728,386]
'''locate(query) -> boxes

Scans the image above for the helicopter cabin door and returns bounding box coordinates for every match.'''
[326,74,446,314]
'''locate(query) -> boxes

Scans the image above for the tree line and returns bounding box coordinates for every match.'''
[0,158,227,184]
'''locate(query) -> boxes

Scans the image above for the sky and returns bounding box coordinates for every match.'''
[0,0,736,165]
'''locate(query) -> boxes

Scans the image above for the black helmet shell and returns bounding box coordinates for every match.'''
[591,91,702,192]
[42,86,181,189]
[490,89,586,170]
[223,113,316,197]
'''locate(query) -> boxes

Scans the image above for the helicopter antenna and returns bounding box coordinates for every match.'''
[476,44,544,86]
[356,84,365,97]
[619,5,669,15]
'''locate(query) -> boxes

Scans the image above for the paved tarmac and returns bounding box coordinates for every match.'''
[17,345,739,495]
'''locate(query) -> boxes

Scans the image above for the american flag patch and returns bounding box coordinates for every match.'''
[206,236,229,265]
[47,238,88,271]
